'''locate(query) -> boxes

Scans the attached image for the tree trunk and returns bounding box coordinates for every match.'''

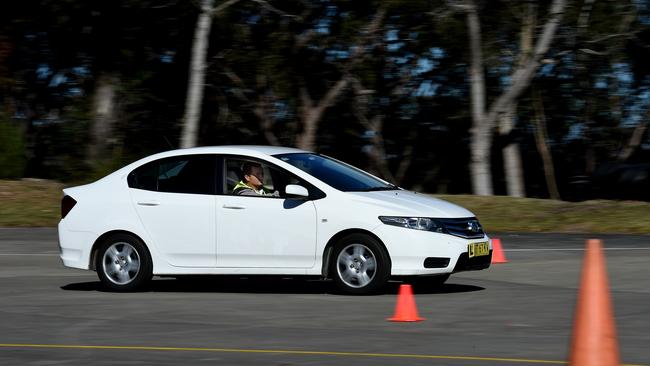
[532,91,561,200]
[294,9,384,151]
[88,73,118,165]
[180,0,214,149]
[296,112,319,151]
[466,5,492,196]
[358,113,414,187]
[470,125,493,196]
[365,116,397,184]
[500,104,525,197]
[464,0,565,196]
[296,78,348,151]
[500,3,534,198]
[617,120,648,162]
[349,77,414,186]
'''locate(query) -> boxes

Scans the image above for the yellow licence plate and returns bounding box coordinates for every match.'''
[468,242,490,258]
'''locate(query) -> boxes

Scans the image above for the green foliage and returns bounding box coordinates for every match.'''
[0,114,25,178]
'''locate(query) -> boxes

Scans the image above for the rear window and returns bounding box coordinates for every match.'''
[128,155,216,195]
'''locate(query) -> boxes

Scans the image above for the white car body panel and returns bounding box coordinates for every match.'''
[216,195,317,268]
[58,145,491,278]
[345,190,475,218]
[130,189,217,267]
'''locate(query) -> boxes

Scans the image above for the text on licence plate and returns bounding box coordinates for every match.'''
[468,242,489,258]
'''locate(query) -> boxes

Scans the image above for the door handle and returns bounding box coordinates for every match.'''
[137,201,160,206]
[222,204,246,210]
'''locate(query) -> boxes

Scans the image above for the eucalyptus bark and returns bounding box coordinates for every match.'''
[88,74,118,165]
[296,78,348,151]
[532,92,561,200]
[501,3,535,198]
[463,0,565,196]
[466,4,492,196]
[617,121,648,162]
[180,0,214,149]
[180,0,241,148]
[500,105,525,197]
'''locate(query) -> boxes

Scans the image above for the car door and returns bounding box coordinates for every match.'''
[216,157,318,268]
[128,154,218,267]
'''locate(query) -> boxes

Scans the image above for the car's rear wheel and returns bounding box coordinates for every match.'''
[331,234,390,294]
[96,233,152,291]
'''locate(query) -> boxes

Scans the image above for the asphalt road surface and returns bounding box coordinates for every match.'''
[0,228,648,366]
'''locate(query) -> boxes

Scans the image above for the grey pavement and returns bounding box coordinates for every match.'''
[0,228,648,365]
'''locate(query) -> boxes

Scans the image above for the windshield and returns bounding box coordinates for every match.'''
[274,153,398,192]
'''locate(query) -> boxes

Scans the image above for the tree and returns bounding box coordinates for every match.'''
[532,89,561,199]
[215,4,388,151]
[180,0,242,149]
[498,3,536,198]
[453,0,566,195]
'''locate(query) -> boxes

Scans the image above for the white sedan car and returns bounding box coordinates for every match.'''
[58,146,491,294]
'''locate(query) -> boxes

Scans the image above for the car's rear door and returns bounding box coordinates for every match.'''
[128,154,218,267]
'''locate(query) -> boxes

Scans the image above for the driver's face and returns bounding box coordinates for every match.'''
[245,166,264,188]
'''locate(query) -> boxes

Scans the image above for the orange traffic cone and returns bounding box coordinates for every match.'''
[568,239,620,366]
[388,284,424,322]
[491,238,508,263]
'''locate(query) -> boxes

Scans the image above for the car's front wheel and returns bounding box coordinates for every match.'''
[95,233,152,291]
[331,234,390,294]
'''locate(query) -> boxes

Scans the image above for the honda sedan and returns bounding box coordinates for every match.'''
[58,146,491,294]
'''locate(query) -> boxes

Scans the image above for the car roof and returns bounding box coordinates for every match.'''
[152,145,309,158]
[105,145,313,182]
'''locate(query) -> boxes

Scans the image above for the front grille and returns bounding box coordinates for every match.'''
[439,217,485,239]
[453,251,492,272]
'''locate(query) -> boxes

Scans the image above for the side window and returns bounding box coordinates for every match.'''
[225,158,277,196]
[128,161,158,191]
[158,155,216,194]
[223,157,323,199]
[128,155,216,195]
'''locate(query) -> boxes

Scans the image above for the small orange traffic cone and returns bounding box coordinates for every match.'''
[568,239,620,366]
[388,284,424,322]
[491,238,508,264]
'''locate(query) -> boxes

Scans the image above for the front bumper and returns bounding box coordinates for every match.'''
[453,250,492,272]
[372,224,491,276]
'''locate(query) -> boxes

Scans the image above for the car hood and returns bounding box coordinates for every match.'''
[345,190,475,218]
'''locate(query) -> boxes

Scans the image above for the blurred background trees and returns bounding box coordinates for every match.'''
[1,0,649,200]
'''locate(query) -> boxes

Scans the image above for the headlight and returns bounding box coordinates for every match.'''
[378,216,446,233]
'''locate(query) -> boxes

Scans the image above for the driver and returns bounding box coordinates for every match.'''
[233,162,279,196]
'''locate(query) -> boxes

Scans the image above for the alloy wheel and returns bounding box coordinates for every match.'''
[102,242,141,285]
[336,243,377,288]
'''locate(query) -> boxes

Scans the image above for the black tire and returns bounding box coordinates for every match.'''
[95,233,153,292]
[330,233,390,294]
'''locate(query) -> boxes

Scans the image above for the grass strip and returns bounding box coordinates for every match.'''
[1,180,649,233]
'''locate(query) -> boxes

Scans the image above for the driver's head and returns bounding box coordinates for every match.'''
[241,162,264,190]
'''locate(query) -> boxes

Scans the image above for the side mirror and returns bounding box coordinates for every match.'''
[285,184,309,198]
